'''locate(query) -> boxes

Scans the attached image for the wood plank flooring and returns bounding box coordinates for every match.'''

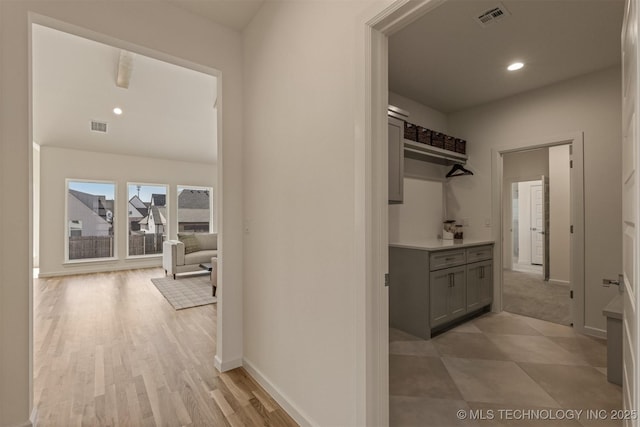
[33,268,298,427]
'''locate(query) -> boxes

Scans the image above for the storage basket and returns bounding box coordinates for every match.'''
[404,122,418,141]
[444,136,456,152]
[431,132,444,148]
[417,127,432,144]
[455,138,466,154]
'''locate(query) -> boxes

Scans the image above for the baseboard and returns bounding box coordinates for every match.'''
[214,355,242,372]
[243,357,316,427]
[548,279,570,285]
[583,325,607,339]
[38,261,161,278]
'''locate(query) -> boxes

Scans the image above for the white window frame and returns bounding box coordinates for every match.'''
[64,178,117,263]
[126,182,169,259]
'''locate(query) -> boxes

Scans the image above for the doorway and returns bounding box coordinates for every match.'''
[501,145,573,326]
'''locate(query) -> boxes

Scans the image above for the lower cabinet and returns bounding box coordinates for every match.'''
[430,266,466,328]
[467,260,493,312]
[389,243,494,339]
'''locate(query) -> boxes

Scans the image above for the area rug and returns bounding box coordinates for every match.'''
[151,274,217,310]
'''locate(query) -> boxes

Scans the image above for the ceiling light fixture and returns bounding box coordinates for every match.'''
[507,62,524,71]
[113,107,123,115]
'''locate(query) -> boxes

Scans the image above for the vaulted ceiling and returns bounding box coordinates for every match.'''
[32,24,218,164]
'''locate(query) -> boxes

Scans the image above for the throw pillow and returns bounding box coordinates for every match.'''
[178,233,200,254]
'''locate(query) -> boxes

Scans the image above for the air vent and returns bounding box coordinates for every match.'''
[90,120,108,133]
[475,3,510,27]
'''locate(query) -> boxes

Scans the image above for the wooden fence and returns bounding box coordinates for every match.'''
[68,236,114,260]
[68,234,164,259]
[128,234,164,256]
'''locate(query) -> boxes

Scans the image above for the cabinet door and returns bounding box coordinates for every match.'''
[430,269,451,327]
[467,260,493,311]
[479,261,493,306]
[449,268,467,319]
[430,266,466,327]
[388,117,404,204]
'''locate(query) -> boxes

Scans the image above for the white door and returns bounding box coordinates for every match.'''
[622,0,639,421]
[530,183,544,265]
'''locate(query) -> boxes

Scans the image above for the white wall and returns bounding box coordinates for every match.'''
[33,144,40,268]
[389,91,448,133]
[39,146,215,276]
[0,2,243,425]
[242,1,391,425]
[448,66,622,333]
[502,148,549,267]
[549,145,571,282]
[389,178,443,242]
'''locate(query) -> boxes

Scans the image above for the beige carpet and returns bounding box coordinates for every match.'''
[503,269,571,325]
[151,273,216,310]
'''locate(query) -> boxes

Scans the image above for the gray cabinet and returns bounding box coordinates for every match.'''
[467,260,493,311]
[388,117,404,204]
[430,266,466,328]
[389,243,494,339]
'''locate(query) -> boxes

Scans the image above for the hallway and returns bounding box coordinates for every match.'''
[390,311,621,426]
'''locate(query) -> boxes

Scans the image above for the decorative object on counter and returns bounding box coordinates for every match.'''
[454,225,464,241]
[404,122,418,141]
[443,220,456,240]
[446,163,474,178]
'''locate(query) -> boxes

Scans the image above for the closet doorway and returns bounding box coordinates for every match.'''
[502,145,572,326]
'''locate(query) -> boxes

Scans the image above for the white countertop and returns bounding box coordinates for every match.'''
[389,238,495,251]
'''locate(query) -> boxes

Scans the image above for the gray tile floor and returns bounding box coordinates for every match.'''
[390,312,622,427]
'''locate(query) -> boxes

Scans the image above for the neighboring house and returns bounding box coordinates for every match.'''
[67,189,113,237]
[178,189,210,232]
[128,195,147,232]
[138,193,167,234]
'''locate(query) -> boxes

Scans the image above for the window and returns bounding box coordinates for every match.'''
[177,186,213,233]
[128,184,168,256]
[66,180,115,260]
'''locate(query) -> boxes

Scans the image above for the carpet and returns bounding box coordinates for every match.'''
[151,274,217,310]
[503,269,571,326]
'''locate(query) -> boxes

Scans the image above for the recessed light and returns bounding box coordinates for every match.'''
[113,107,123,115]
[507,62,524,71]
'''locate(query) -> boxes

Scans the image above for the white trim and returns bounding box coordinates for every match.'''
[492,132,585,333]
[361,1,447,425]
[549,279,570,285]
[214,355,242,372]
[584,326,607,339]
[243,358,315,427]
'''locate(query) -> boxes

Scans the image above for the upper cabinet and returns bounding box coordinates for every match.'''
[388,116,404,204]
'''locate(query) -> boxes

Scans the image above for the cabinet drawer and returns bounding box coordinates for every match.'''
[430,249,466,271]
[466,245,493,263]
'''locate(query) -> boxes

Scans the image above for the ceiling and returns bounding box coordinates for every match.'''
[32,24,218,164]
[169,0,264,31]
[389,0,625,113]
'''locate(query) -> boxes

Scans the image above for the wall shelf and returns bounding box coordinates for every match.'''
[404,139,468,166]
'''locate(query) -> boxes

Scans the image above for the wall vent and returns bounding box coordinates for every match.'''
[475,3,511,27]
[90,120,108,133]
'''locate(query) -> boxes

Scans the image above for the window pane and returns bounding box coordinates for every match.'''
[178,186,212,233]
[128,184,168,256]
[67,181,115,260]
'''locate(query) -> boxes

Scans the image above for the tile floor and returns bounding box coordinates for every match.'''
[390,311,622,427]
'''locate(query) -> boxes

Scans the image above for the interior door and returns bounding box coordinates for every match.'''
[543,175,550,280]
[621,0,639,421]
[530,183,544,265]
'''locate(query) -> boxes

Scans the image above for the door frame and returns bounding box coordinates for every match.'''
[492,134,586,334]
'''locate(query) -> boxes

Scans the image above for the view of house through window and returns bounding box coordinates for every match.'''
[178,186,213,233]
[128,184,168,256]
[67,181,115,260]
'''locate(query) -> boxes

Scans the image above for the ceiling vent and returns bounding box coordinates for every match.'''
[90,120,108,133]
[475,3,511,28]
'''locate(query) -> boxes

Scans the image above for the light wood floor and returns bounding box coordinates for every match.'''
[33,268,297,427]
